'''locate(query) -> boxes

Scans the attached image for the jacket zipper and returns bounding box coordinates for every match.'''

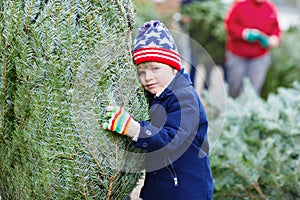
[165,156,179,187]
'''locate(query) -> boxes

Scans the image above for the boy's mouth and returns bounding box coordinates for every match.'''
[146,83,157,89]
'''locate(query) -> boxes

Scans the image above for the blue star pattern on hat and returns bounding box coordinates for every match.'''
[132,20,181,71]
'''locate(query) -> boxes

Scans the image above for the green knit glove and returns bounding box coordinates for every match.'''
[243,29,260,42]
[256,33,269,48]
[243,28,269,47]
[103,106,140,138]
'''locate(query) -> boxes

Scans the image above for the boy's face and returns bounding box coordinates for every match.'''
[137,62,177,95]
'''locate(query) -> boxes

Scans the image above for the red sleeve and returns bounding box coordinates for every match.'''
[224,1,246,41]
[269,2,282,39]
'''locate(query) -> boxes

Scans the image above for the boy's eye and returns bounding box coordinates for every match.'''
[137,71,145,76]
[152,67,159,72]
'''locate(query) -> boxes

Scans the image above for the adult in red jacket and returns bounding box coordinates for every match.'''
[224,0,281,98]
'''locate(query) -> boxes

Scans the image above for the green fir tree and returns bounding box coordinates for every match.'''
[0,0,147,199]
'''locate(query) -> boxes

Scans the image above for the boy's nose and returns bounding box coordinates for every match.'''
[145,71,154,80]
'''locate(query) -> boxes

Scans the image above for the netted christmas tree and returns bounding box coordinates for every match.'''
[0,0,147,199]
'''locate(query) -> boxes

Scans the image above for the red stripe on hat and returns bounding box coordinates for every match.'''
[133,48,180,61]
[132,48,181,71]
[133,47,180,58]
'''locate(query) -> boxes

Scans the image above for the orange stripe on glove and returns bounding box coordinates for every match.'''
[103,106,140,138]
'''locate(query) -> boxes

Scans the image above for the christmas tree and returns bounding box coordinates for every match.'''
[0,0,147,199]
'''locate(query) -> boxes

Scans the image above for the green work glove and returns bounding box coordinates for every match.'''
[103,106,140,139]
[243,28,269,47]
[256,33,269,48]
[243,28,260,42]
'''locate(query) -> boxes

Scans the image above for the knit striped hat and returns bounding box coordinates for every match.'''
[132,20,182,71]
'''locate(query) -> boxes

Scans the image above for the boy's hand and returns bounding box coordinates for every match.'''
[103,106,140,139]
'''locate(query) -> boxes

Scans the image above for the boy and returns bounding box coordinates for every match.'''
[103,20,214,199]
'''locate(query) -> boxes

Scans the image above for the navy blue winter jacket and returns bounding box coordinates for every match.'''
[134,69,214,200]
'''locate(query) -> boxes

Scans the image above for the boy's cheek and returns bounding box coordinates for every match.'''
[139,79,146,87]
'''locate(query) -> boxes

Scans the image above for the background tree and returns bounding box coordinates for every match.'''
[0,0,147,199]
[206,80,300,199]
[180,0,226,66]
[180,0,300,98]
[261,27,300,99]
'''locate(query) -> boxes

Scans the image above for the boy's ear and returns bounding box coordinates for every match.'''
[172,69,178,75]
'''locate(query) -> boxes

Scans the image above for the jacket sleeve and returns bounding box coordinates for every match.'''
[134,89,207,154]
[269,3,282,39]
[224,2,246,41]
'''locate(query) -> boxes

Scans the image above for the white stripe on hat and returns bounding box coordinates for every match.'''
[133,49,180,62]
[133,48,179,57]
[133,53,181,65]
